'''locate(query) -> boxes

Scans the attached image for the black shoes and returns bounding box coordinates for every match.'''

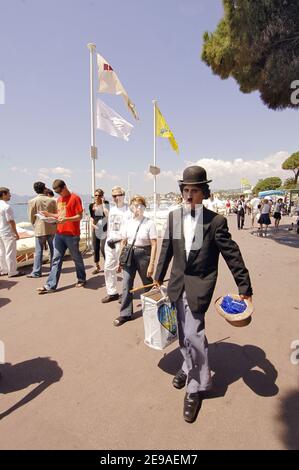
[173,369,210,422]
[172,369,187,389]
[101,294,119,303]
[113,316,132,327]
[183,392,203,423]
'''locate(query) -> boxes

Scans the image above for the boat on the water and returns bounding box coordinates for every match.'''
[16,219,90,268]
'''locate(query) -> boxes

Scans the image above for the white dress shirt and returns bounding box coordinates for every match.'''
[183,205,203,258]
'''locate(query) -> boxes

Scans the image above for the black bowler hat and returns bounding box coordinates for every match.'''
[178,165,212,185]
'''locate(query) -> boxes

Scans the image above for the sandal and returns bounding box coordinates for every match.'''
[76,281,86,288]
[37,286,55,294]
[113,316,132,327]
[92,268,100,275]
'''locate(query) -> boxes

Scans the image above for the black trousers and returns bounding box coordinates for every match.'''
[237,210,245,229]
[92,232,106,264]
[120,246,153,317]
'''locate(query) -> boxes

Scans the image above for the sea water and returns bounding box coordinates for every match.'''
[11,203,92,224]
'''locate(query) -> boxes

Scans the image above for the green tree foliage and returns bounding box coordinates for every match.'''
[283,177,298,189]
[253,177,282,194]
[202,0,299,109]
[282,151,299,184]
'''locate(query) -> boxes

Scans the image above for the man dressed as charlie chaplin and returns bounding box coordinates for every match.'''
[154,165,253,423]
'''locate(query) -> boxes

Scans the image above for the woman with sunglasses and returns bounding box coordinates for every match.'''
[113,195,157,326]
[89,189,109,274]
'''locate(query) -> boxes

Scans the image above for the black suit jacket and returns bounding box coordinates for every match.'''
[155,207,253,316]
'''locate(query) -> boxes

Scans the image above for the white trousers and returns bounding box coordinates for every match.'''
[104,242,121,295]
[0,235,18,276]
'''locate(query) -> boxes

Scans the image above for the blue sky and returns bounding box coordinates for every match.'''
[0,0,298,196]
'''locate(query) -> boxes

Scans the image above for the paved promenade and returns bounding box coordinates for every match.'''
[0,215,298,449]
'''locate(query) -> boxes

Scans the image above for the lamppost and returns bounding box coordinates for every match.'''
[127,172,134,204]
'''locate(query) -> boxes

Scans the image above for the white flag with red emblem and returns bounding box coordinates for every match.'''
[96,53,139,120]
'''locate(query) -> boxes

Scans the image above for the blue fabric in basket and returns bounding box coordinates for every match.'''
[220,296,247,314]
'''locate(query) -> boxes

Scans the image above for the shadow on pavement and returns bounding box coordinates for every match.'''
[83,275,106,290]
[158,342,279,399]
[279,388,299,450]
[250,225,299,248]
[0,357,63,420]
[61,265,93,274]
[0,298,11,308]
[132,308,143,321]
[0,280,18,290]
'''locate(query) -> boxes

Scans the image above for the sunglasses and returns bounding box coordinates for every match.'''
[94,194,102,197]
[112,194,123,198]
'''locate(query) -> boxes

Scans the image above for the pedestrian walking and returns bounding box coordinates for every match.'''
[27,181,57,278]
[89,188,109,274]
[154,166,253,423]
[37,179,86,294]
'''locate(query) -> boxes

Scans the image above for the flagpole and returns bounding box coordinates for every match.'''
[152,99,157,223]
[87,43,97,197]
[127,172,131,204]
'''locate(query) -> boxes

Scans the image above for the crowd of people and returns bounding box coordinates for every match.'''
[1,166,255,423]
[226,194,299,236]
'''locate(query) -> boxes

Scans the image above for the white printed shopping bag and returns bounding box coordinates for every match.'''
[141,286,178,350]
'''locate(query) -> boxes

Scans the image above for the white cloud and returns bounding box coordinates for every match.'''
[95,169,119,181]
[144,169,181,182]
[160,169,182,181]
[150,151,290,189]
[144,171,153,181]
[38,167,72,179]
[52,167,72,176]
[39,166,73,176]
[191,151,290,188]
[10,166,30,175]
[38,172,51,180]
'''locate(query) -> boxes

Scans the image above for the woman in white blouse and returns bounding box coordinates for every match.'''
[114,195,157,326]
[258,198,271,237]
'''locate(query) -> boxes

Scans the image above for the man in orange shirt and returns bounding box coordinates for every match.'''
[37,179,86,294]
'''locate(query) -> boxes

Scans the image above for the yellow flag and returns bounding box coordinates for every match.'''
[155,105,179,153]
[241,178,251,187]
